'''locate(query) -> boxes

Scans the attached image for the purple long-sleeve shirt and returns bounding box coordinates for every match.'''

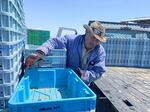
[37,34,106,85]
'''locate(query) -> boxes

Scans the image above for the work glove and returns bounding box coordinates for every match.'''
[25,50,45,69]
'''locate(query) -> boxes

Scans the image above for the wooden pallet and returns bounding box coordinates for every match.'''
[94,67,150,112]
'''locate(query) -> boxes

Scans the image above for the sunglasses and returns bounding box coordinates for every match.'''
[92,28,103,36]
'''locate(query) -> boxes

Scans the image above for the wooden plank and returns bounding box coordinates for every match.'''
[96,78,135,112]
[107,73,150,111]
[111,68,150,99]
[110,67,150,110]
[95,67,150,112]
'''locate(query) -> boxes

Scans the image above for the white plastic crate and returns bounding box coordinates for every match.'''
[0,41,24,56]
[0,0,25,24]
[0,52,22,71]
[25,46,67,68]
[0,29,25,42]
[0,61,21,84]
[0,13,26,33]
[40,56,66,64]
[0,70,18,85]
[0,14,9,27]
[0,80,18,98]
[48,49,67,56]
[32,56,66,68]
[0,1,26,44]
[38,63,66,68]
[25,45,67,56]
[0,0,9,12]
[10,0,24,18]
[25,49,67,56]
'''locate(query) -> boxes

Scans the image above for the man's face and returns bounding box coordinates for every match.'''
[84,32,100,50]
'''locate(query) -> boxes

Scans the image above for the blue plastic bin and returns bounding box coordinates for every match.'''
[8,68,96,112]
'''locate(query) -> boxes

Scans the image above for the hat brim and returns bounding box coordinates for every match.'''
[83,24,106,42]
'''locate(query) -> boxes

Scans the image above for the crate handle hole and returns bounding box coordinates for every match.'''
[123,100,133,106]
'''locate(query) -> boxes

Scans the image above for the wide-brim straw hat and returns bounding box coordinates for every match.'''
[83,21,106,42]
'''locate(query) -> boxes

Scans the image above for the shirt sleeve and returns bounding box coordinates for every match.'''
[36,36,68,55]
[81,47,106,85]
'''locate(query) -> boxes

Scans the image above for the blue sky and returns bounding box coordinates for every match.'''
[24,0,150,36]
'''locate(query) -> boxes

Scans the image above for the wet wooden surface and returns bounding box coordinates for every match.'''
[94,67,150,112]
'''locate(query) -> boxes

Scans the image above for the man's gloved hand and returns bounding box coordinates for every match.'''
[25,50,45,69]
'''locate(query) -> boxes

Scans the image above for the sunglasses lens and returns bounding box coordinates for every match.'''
[93,28,102,36]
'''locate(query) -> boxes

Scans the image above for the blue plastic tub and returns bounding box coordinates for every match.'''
[8,68,96,112]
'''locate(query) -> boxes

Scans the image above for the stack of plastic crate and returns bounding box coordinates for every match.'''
[0,0,26,111]
[102,36,150,68]
[140,38,150,67]
[25,45,67,68]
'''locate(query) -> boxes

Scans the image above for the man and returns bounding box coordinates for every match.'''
[25,21,106,85]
